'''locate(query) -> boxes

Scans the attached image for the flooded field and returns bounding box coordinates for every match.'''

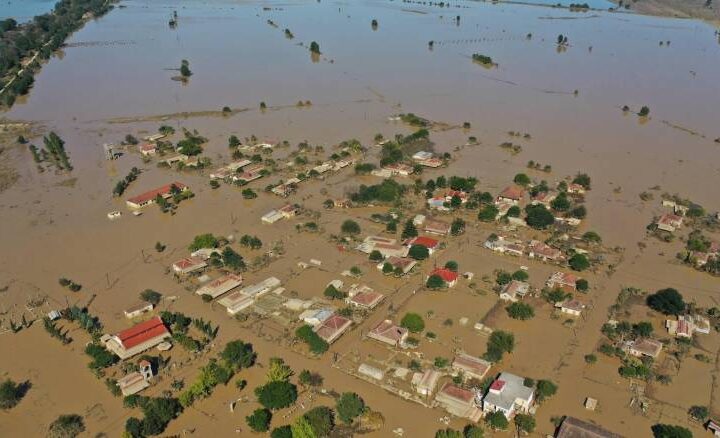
[1,0,719,437]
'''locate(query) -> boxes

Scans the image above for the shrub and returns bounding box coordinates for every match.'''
[485,411,508,430]
[576,279,589,292]
[650,424,692,438]
[506,302,534,320]
[647,288,686,315]
[255,381,298,410]
[246,408,272,432]
[139,289,162,305]
[426,274,446,289]
[688,405,709,422]
[484,331,514,362]
[511,270,528,281]
[48,414,85,438]
[478,205,499,222]
[295,325,329,354]
[303,406,334,436]
[536,380,558,401]
[514,414,535,433]
[341,220,361,235]
[408,244,430,260]
[569,253,590,271]
[271,425,293,438]
[0,379,25,409]
[400,313,425,333]
[584,354,597,364]
[336,392,365,424]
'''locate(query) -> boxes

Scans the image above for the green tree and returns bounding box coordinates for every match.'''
[324,284,346,300]
[426,274,446,289]
[513,173,531,186]
[222,247,246,272]
[569,253,590,271]
[309,41,321,54]
[514,414,535,433]
[303,406,334,436]
[536,380,558,402]
[512,270,528,281]
[688,405,709,422]
[255,381,298,410]
[341,220,361,235]
[478,205,499,222]
[408,244,430,260]
[266,358,294,383]
[485,411,508,430]
[436,429,462,438]
[336,392,365,424]
[525,204,555,229]
[463,425,484,438]
[647,288,686,315]
[639,106,650,117]
[369,250,384,262]
[401,313,425,333]
[228,135,241,147]
[550,193,571,212]
[291,416,317,438]
[402,220,418,239]
[188,233,218,251]
[220,340,256,370]
[445,261,459,271]
[382,262,394,274]
[246,408,272,432]
[484,331,515,362]
[271,425,293,438]
[650,424,692,438]
[139,289,162,305]
[576,279,589,292]
[506,302,534,320]
[450,218,466,235]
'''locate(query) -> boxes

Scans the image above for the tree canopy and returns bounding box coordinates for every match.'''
[336,392,365,424]
[646,288,686,315]
[401,313,425,333]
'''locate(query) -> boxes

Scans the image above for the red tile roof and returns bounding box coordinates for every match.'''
[350,291,384,307]
[439,383,475,403]
[490,379,506,391]
[127,182,186,205]
[498,185,525,200]
[430,268,458,283]
[116,316,169,350]
[411,236,439,249]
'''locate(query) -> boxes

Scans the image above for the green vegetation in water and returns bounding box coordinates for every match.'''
[113,167,140,197]
[309,41,320,54]
[472,53,494,66]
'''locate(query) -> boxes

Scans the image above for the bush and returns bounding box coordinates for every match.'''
[484,331,514,362]
[271,425,293,438]
[478,205,499,222]
[463,425,484,438]
[572,173,592,189]
[506,302,534,320]
[436,429,462,438]
[140,289,162,305]
[188,233,218,251]
[369,250,384,262]
[48,414,85,438]
[303,406,335,436]
[255,381,298,410]
[220,340,256,370]
[485,411,508,430]
[246,408,272,432]
[408,244,430,260]
[647,288,686,315]
[536,380,558,401]
[569,253,590,271]
[0,379,25,409]
[336,392,365,424]
[576,279,589,292]
[650,424,692,438]
[295,325,329,354]
[688,405,709,422]
[525,204,555,229]
[298,370,323,387]
[511,270,528,281]
[426,274,446,289]
[514,414,535,433]
[584,354,597,364]
[401,313,425,333]
[341,220,361,235]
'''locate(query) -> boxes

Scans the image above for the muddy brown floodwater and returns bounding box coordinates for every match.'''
[0,0,719,437]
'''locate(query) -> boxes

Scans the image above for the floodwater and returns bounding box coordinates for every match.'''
[1,0,720,436]
[1,0,57,22]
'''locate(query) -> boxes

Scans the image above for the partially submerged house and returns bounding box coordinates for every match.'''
[368,320,408,347]
[452,353,491,381]
[314,314,352,344]
[117,360,153,396]
[656,214,683,233]
[172,256,207,275]
[499,280,530,302]
[218,277,281,314]
[556,299,585,316]
[481,372,535,419]
[546,272,578,292]
[625,338,663,359]
[555,416,624,438]
[484,236,525,257]
[407,236,440,254]
[347,288,385,310]
[528,240,565,262]
[435,383,483,422]
[377,256,417,275]
[124,302,154,319]
[497,185,525,205]
[412,369,441,396]
[102,316,171,360]
[424,219,451,236]
[195,273,243,299]
[126,182,188,209]
[427,268,459,288]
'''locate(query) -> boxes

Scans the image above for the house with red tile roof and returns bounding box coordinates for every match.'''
[528,240,565,262]
[195,274,242,299]
[172,256,207,275]
[377,256,417,275]
[656,214,683,233]
[452,353,491,381]
[139,143,156,156]
[546,271,579,292]
[126,182,188,209]
[407,236,440,254]
[435,383,483,422]
[427,268,459,287]
[499,280,530,302]
[424,219,451,236]
[103,316,171,359]
[347,289,385,310]
[314,314,352,344]
[368,320,408,347]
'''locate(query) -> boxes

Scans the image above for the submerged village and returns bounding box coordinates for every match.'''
[1,0,720,438]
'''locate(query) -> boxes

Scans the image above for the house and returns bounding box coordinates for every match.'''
[299,308,335,327]
[195,274,243,299]
[424,219,451,236]
[435,383,483,422]
[413,214,426,226]
[347,289,385,310]
[356,236,400,255]
[690,314,711,334]
[314,314,352,344]
[407,236,440,254]
[377,256,416,275]
[373,243,409,259]
[484,236,525,257]
[427,268,459,288]
[217,291,254,315]
[239,277,281,299]
[334,198,350,208]
[481,372,535,419]
[261,210,284,224]
[368,320,408,347]
[371,168,394,178]
[139,143,156,156]
[172,257,207,275]
[279,204,299,218]
[418,157,443,168]
[383,163,415,176]
[707,420,720,437]
[124,302,154,319]
[666,319,692,338]
[497,185,525,204]
[126,182,188,209]
[233,165,264,183]
[555,416,623,438]
[102,316,171,360]
[546,272,578,292]
[528,240,565,262]
[312,162,333,175]
[656,214,683,232]
[626,338,663,358]
[412,151,433,161]
[142,133,166,142]
[452,353,491,380]
[691,251,711,267]
[500,281,530,302]
[445,190,469,204]
[567,183,586,195]
[358,364,385,381]
[556,299,584,316]
[159,154,189,166]
[531,191,556,207]
[190,248,221,260]
[272,178,301,197]
[412,369,441,396]
[117,360,153,396]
